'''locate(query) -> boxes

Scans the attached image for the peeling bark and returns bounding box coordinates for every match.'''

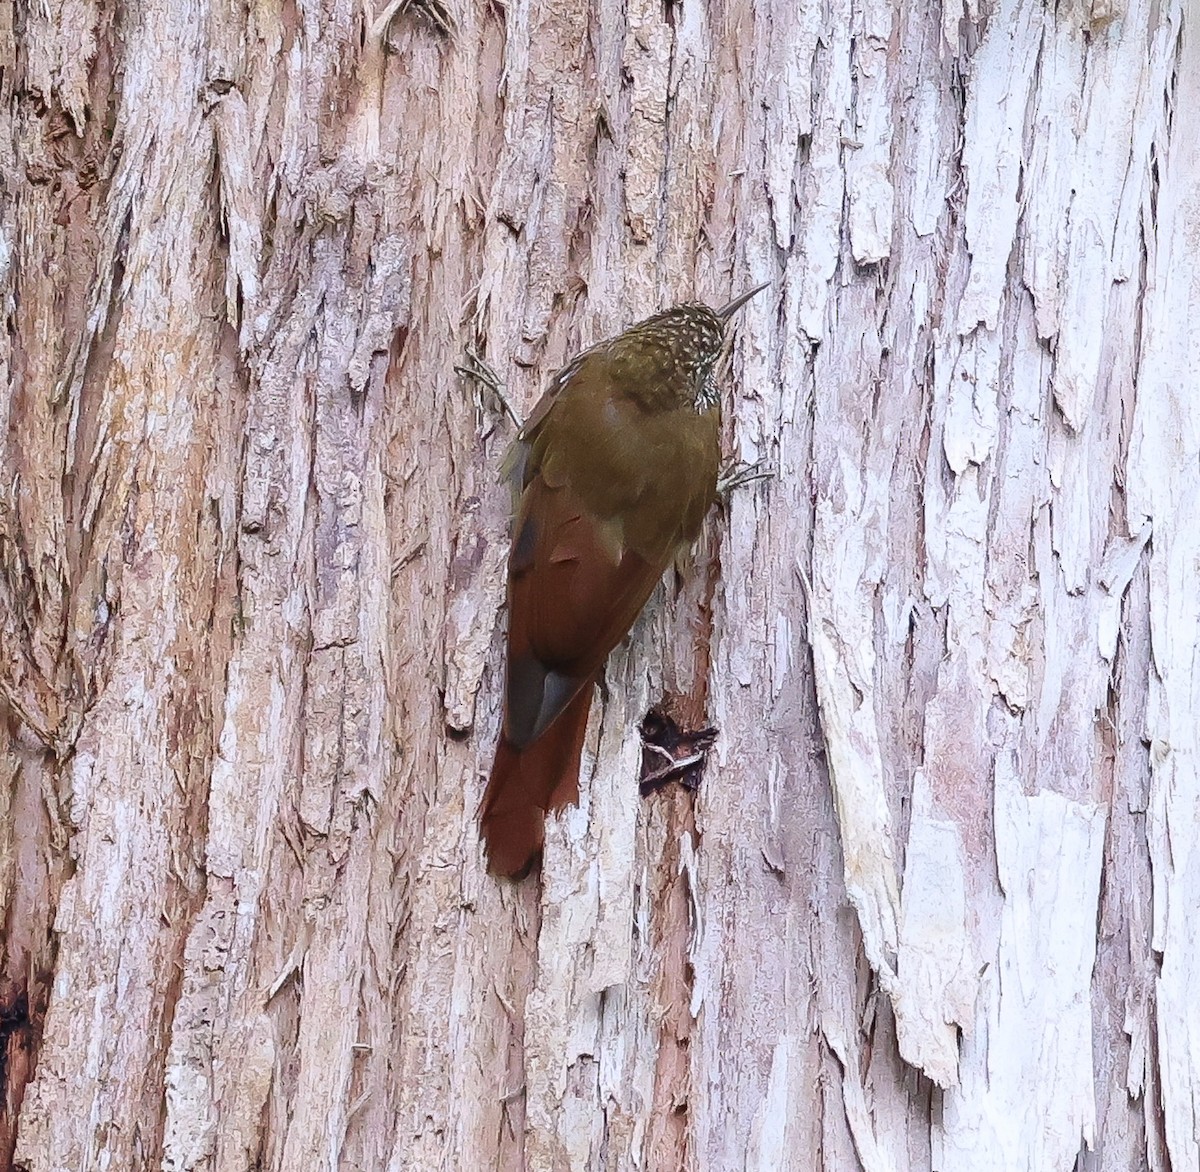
[0,1,1195,1170]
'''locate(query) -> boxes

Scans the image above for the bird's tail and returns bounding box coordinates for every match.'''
[480,682,595,877]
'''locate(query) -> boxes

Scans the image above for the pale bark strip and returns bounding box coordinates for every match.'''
[844,0,895,268]
[165,4,416,1167]
[0,4,101,1162]
[800,4,1185,1172]
[956,0,1042,335]
[1087,557,1160,1172]
[1126,10,1200,1170]
[160,282,317,1172]
[1,0,1196,1169]
[938,758,1107,1171]
[893,771,974,1089]
[375,3,530,1164]
[11,0,227,1166]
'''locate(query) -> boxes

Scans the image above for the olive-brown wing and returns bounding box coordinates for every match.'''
[501,470,668,748]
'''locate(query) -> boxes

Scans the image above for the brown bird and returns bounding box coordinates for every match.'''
[480,284,769,877]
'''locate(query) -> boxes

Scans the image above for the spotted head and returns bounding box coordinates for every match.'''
[613,283,769,411]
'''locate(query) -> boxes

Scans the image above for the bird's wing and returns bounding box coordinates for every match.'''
[499,350,591,494]
[502,470,667,748]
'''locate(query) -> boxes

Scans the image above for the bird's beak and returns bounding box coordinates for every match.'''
[715,282,771,321]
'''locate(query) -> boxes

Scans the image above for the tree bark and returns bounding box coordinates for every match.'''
[0,0,1194,1169]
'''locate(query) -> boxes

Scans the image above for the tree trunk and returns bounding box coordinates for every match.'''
[0,0,1194,1169]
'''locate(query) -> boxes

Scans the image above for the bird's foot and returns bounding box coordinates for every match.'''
[717,459,774,498]
[455,347,525,430]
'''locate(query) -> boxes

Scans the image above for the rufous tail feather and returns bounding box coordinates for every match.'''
[480,681,595,877]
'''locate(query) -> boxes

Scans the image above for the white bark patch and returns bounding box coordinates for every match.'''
[845,1,895,265]
[760,3,819,250]
[957,0,1042,333]
[1019,19,1079,342]
[909,77,952,239]
[1125,12,1200,1167]
[937,756,1106,1172]
[1097,522,1151,662]
[791,0,850,342]
[621,0,671,245]
[941,330,1001,475]
[894,771,976,1088]
[1045,11,1154,430]
[822,996,901,1172]
[213,88,263,334]
[806,535,901,980]
[524,655,645,1169]
[443,525,508,733]
[745,1035,795,1171]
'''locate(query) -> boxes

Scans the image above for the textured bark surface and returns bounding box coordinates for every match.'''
[0,0,1195,1169]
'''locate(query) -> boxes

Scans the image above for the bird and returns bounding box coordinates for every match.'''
[480,283,769,877]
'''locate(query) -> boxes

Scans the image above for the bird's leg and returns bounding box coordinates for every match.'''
[717,459,774,498]
[455,347,525,430]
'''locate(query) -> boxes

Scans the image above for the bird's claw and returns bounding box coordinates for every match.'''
[717,459,774,498]
[455,347,525,430]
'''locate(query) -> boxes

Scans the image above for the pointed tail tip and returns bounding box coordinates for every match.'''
[480,739,548,879]
[483,831,543,880]
[481,797,546,878]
